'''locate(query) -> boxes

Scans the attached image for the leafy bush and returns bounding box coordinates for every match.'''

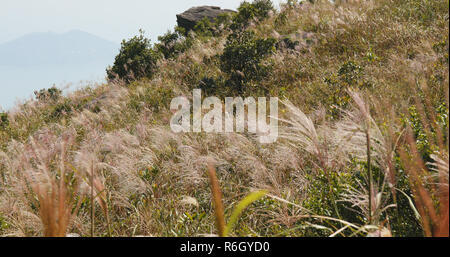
[386,165,424,236]
[0,215,9,232]
[301,169,359,236]
[107,30,159,83]
[220,30,276,92]
[127,85,174,113]
[337,61,364,85]
[155,31,181,59]
[276,37,300,51]
[193,13,233,38]
[198,76,223,95]
[154,28,193,59]
[274,11,288,28]
[214,12,234,29]
[230,0,275,30]
[154,13,232,60]
[193,17,215,37]
[34,86,62,102]
[50,100,73,120]
[40,99,73,122]
[0,112,8,130]
[402,102,449,162]
[324,61,370,118]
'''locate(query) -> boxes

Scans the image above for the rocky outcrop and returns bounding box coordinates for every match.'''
[176,6,235,32]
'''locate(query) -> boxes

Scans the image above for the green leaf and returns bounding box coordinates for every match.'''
[397,189,421,221]
[224,190,267,236]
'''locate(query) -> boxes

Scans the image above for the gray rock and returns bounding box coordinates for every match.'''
[176,6,235,32]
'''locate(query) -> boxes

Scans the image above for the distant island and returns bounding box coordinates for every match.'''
[0,30,119,110]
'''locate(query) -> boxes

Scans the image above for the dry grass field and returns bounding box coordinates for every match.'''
[0,0,448,237]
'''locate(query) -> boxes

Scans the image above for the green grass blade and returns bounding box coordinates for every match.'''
[397,188,421,221]
[224,190,267,236]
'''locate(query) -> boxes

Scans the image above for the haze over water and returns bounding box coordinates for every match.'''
[1,0,268,110]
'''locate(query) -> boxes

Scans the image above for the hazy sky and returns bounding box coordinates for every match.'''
[0,0,286,110]
[0,0,283,44]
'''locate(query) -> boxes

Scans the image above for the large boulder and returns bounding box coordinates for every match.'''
[176,6,235,32]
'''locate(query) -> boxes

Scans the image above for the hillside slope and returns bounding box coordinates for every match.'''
[0,0,448,237]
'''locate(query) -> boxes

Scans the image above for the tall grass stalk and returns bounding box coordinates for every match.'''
[23,132,81,237]
[90,160,95,237]
[207,163,267,237]
[366,111,372,224]
[207,163,226,237]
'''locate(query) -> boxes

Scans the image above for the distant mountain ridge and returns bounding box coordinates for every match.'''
[0,30,119,67]
[0,30,119,110]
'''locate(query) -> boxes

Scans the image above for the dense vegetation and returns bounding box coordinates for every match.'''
[0,0,448,237]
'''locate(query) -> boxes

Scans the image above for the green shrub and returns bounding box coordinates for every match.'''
[220,30,276,92]
[154,28,193,59]
[386,164,424,236]
[193,17,214,37]
[402,103,449,162]
[0,215,9,232]
[128,85,175,113]
[193,13,233,38]
[34,86,62,102]
[324,61,370,118]
[155,31,181,59]
[276,37,300,51]
[46,99,73,121]
[274,11,288,28]
[0,112,8,130]
[199,76,222,95]
[215,12,234,29]
[301,169,358,236]
[107,30,159,83]
[231,0,275,30]
[337,61,364,85]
